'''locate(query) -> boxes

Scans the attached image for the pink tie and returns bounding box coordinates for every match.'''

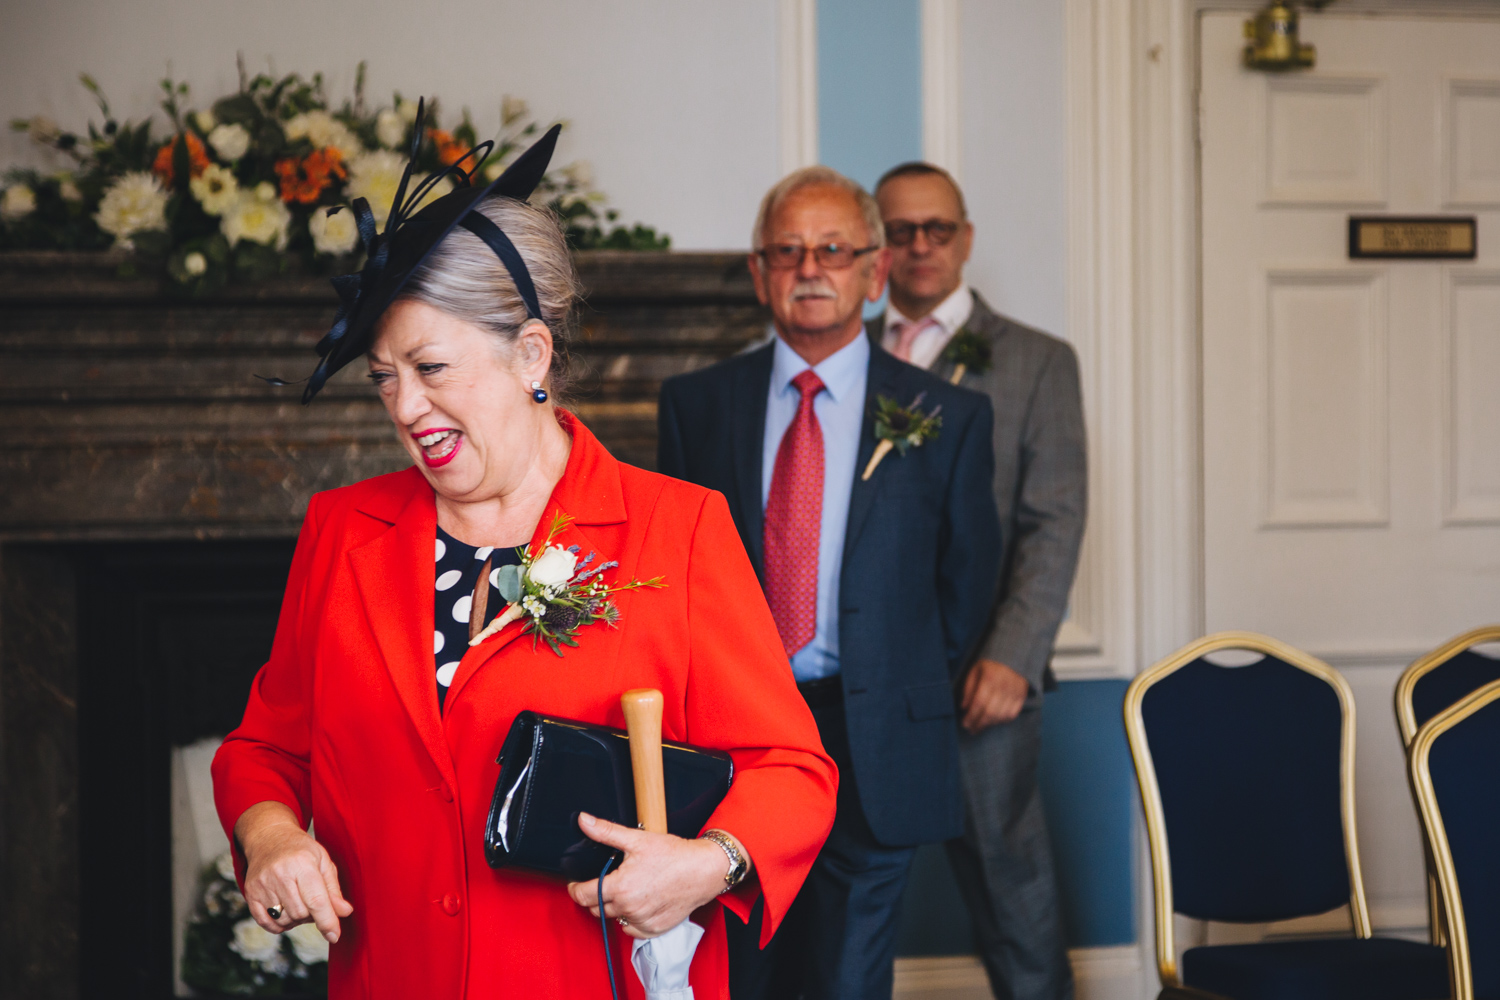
[891,317,938,362]
[763,370,825,657]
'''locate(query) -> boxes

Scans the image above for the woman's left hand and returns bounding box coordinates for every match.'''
[565,812,735,938]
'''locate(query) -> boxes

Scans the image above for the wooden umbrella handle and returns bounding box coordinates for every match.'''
[621,688,668,834]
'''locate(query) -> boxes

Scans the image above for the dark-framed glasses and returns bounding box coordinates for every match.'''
[757,242,880,270]
[884,219,961,247]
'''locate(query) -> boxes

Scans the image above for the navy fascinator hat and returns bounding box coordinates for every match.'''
[261,99,561,402]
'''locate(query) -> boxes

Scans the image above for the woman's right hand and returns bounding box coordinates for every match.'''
[235,801,353,943]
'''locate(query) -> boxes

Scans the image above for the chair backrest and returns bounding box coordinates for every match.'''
[1396,626,1500,747]
[1409,677,1500,1000]
[1125,632,1371,986]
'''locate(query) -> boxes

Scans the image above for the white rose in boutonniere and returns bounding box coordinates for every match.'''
[528,544,579,589]
[470,513,666,654]
[229,918,281,963]
[207,122,251,162]
[861,392,943,481]
[286,921,330,964]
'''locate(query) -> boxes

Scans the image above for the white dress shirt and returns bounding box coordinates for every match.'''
[761,332,870,681]
[881,284,975,369]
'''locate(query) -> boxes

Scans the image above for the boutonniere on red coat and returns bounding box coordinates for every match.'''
[938,326,992,383]
[470,512,665,655]
[861,393,943,481]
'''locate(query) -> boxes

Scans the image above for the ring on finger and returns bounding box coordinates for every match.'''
[617,917,629,927]
[267,905,283,920]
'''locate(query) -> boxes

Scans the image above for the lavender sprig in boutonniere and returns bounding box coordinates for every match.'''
[469,512,665,655]
[861,393,943,481]
[939,326,992,384]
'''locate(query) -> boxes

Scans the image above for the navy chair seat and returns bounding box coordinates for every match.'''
[1183,937,1449,1000]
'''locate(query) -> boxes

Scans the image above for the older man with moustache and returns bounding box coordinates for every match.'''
[870,162,1086,1000]
[658,167,1002,1000]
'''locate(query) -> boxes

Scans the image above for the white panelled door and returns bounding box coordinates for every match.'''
[1199,11,1500,937]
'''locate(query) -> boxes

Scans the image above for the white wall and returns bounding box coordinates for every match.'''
[959,0,1069,340]
[0,0,778,250]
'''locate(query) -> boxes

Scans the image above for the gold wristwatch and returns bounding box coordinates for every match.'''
[699,829,749,893]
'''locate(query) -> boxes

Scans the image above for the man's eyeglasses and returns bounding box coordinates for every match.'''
[884,219,962,247]
[757,242,880,270]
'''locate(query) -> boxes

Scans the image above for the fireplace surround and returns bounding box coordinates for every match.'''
[0,250,764,999]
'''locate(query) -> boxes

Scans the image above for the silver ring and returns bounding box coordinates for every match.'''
[267,905,283,920]
[617,917,629,927]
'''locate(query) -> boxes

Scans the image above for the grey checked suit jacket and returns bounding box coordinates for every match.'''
[868,291,1086,695]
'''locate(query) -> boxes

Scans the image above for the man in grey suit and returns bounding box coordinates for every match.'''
[870,162,1086,1000]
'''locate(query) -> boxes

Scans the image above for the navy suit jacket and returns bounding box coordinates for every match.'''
[657,339,1002,846]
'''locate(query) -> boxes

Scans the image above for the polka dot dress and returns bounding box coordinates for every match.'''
[434,526,523,709]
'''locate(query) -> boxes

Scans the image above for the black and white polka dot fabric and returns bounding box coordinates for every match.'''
[434,526,522,709]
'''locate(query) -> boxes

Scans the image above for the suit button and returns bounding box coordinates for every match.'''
[442,893,461,916]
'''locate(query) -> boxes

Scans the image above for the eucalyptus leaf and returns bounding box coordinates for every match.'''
[496,563,522,603]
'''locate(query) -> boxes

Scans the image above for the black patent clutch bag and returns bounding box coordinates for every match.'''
[484,711,734,880]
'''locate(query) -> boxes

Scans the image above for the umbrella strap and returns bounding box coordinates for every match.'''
[599,854,621,1000]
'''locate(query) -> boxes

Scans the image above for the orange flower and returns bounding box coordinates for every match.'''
[152,132,211,185]
[427,128,468,167]
[274,147,348,204]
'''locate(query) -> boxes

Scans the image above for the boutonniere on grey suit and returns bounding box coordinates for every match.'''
[861,393,943,481]
[938,326,993,384]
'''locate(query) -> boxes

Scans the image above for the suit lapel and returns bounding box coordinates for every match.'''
[730,345,773,578]
[842,347,902,560]
[347,482,459,789]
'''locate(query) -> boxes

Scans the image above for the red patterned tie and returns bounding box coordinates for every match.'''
[763,369,825,657]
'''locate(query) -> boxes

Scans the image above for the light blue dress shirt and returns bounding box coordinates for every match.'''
[761,332,869,681]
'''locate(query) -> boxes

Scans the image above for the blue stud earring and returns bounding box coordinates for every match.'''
[530,380,549,404]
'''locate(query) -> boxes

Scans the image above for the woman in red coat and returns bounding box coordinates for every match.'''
[211,119,836,999]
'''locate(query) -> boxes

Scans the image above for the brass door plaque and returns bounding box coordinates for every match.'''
[1349,217,1476,259]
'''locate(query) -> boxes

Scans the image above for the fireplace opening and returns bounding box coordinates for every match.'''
[67,539,298,998]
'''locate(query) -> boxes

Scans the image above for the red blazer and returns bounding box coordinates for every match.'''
[213,414,837,1000]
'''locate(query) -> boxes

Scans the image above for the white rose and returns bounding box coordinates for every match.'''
[189,163,239,216]
[1,184,37,221]
[397,97,421,123]
[527,545,578,589]
[309,205,359,255]
[207,122,250,161]
[286,922,330,964]
[215,851,237,880]
[94,172,168,248]
[282,110,363,160]
[229,918,281,963]
[220,189,291,249]
[194,109,217,133]
[375,108,406,149]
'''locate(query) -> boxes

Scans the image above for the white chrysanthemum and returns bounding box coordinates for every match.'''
[229,918,281,963]
[286,922,330,964]
[282,110,363,160]
[220,189,291,249]
[347,151,451,227]
[94,172,168,248]
[190,163,239,216]
[193,109,217,133]
[1,185,36,221]
[207,122,251,161]
[375,108,406,149]
[215,851,237,880]
[309,205,359,255]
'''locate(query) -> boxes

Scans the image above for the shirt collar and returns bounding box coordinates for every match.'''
[884,284,975,336]
[771,328,870,404]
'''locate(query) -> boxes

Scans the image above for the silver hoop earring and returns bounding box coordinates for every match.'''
[530,380,549,404]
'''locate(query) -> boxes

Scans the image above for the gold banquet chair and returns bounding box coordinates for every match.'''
[1124,631,1448,1000]
[1394,625,1500,949]
[1408,677,1500,1000]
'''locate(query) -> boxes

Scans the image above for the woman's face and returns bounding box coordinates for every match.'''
[367,299,552,502]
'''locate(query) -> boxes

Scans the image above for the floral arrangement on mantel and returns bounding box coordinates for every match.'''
[0,62,669,295]
[182,852,328,997]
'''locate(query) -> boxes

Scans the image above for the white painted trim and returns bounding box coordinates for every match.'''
[1051,0,1140,682]
[891,948,1146,1000]
[778,0,819,174]
[921,0,963,178]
